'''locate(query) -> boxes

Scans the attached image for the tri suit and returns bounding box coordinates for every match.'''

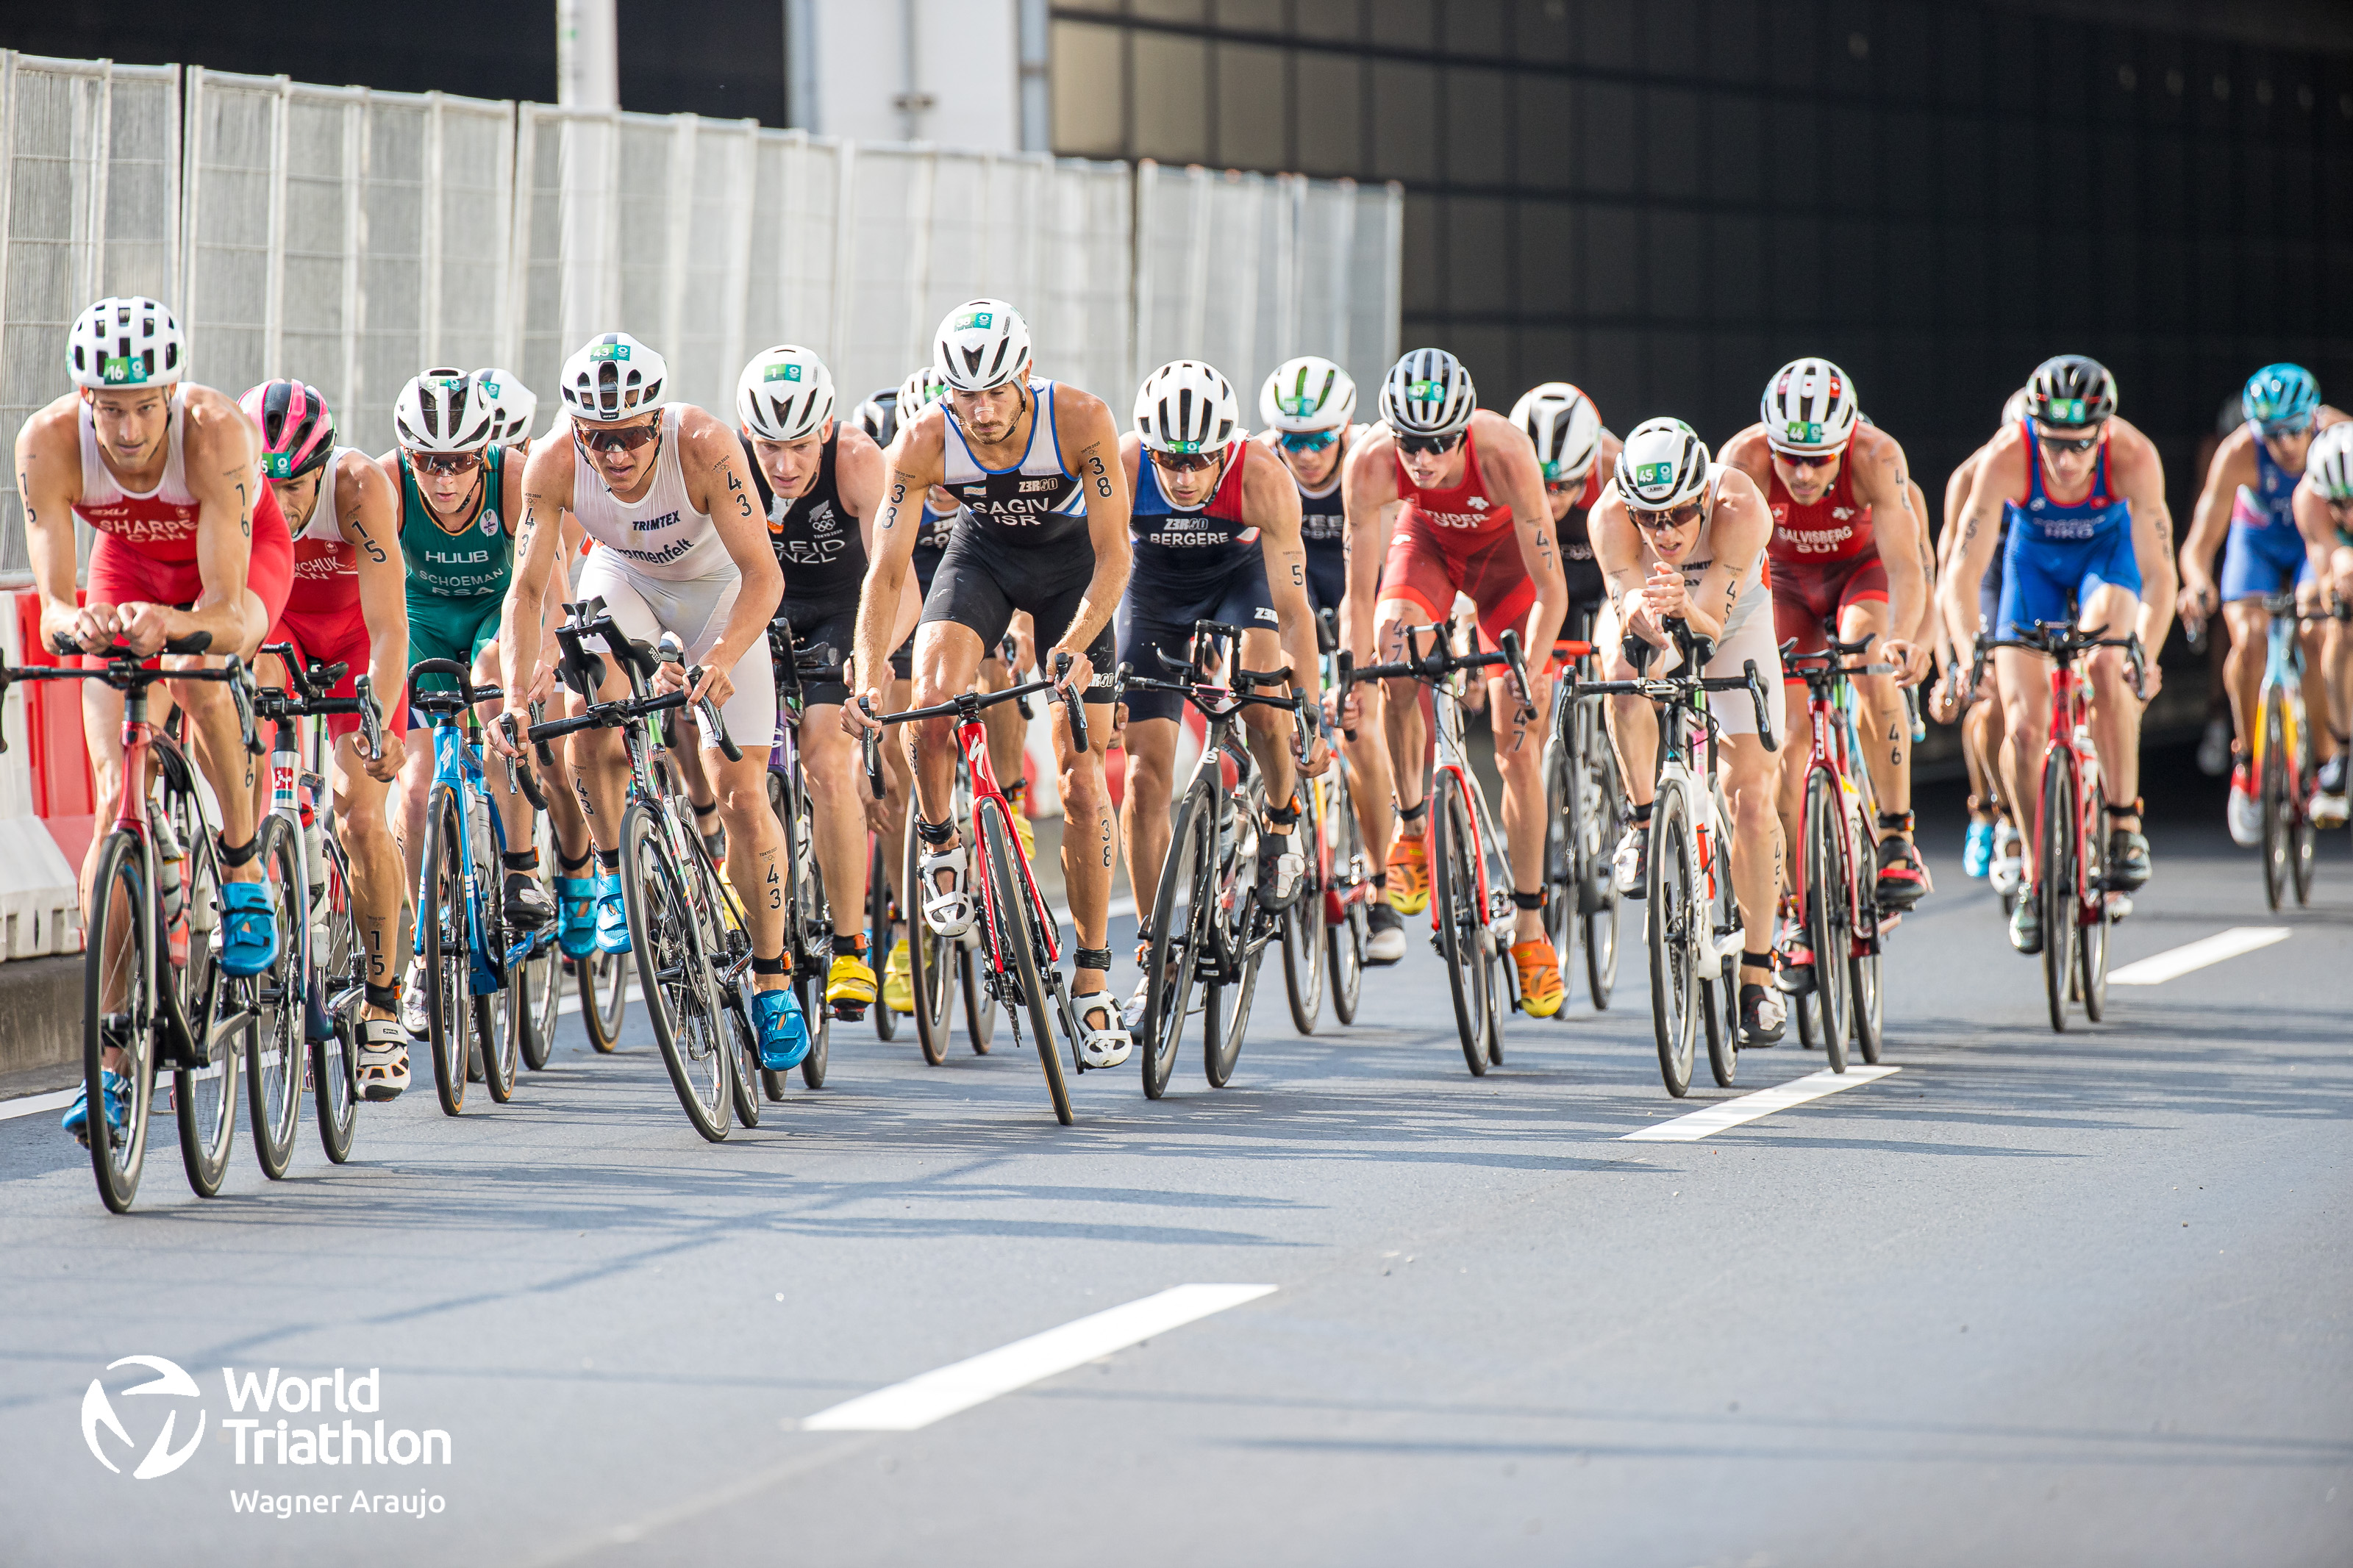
[1765,446,1887,660]
[747,428,863,708]
[1379,424,1538,654]
[399,442,513,710]
[1993,418,2140,638]
[272,447,404,737]
[2219,424,2314,601]
[1116,447,1274,724]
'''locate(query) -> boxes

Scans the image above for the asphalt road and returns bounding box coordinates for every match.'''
[3,784,2348,1567]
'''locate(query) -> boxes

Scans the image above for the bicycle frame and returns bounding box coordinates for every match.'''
[1395,622,1518,960]
[1785,639,1891,960]
[2253,597,2307,797]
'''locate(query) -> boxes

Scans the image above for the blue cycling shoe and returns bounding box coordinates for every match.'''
[62,1069,131,1147]
[556,876,600,960]
[1963,819,1994,880]
[752,985,810,1071]
[593,870,631,954]
[216,880,280,976]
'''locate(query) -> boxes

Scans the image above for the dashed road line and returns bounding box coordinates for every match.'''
[2108,926,2290,986]
[1621,1064,1902,1142]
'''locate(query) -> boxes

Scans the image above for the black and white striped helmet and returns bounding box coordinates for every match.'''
[1760,357,1857,454]
[560,332,668,424]
[1260,356,1356,433]
[1614,418,1711,510]
[736,344,835,443]
[1378,348,1477,437]
[852,387,899,447]
[2026,354,2117,430]
[1510,382,1604,484]
[933,298,1032,393]
[395,368,498,453]
[1134,360,1242,454]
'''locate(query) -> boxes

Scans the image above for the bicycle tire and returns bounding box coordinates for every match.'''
[2291,704,2317,906]
[472,801,520,1106]
[311,831,359,1162]
[905,808,957,1065]
[1280,776,1326,1035]
[2077,784,2110,1024]
[959,941,996,1052]
[1206,776,1268,1089]
[1326,764,1367,1026]
[2040,748,2078,1033]
[171,801,238,1197]
[622,801,732,1141]
[2260,692,2287,912]
[979,797,1072,1124]
[1579,703,1621,1011]
[1647,780,1698,1098]
[1802,768,1850,1073]
[869,833,899,1041]
[1432,770,1493,1077]
[726,992,763,1128]
[83,831,160,1213]
[1703,812,1740,1089]
[1143,784,1214,1099]
[518,816,563,1071]
[579,950,628,1052]
[1847,790,1884,1064]
[779,774,833,1090]
[1541,725,1577,1003]
[246,815,307,1178]
[421,785,471,1114]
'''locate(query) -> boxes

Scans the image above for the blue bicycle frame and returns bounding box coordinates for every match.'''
[407,665,511,999]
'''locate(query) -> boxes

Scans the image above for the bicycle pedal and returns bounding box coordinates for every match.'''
[831,1003,867,1022]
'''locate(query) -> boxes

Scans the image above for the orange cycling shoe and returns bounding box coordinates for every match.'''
[1510,939,1564,1017]
[1385,834,1430,914]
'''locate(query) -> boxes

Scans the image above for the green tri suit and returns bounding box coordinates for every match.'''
[401,445,514,710]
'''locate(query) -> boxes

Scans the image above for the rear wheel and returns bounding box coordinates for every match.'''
[421,786,472,1114]
[790,793,832,1090]
[1579,702,1622,1011]
[2260,691,2288,912]
[1646,781,1698,1098]
[83,831,160,1214]
[868,833,899,1041]
[1324,765,1366,1026]
[2040,748,2079,1034]
[312,833,360,1162]
[2077,773,2111,1023]
[979,798,1071,1124]
[2290,704,2317,906]
[518,817,563,1072]
[1205,778,1267,1089]
[623,802,731,1141]
[1432,772,1493,1076]
[246,815,307,1179]
[579,950,627,1052]
[726,991,763,1128]
[1702,812,1740,1090]
[1142,787,1214,1100]
[171,809,238,1196]
[905,808,958,1065]
[1541,725,1578,1006]
[1802,768,1850,1074]
[1280,777,1327,1035]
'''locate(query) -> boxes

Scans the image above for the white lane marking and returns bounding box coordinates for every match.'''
[800,1284,1277,1432]
[0,1088,80,1121]
[1621,1065,1902,1142]
[555,981,643,1018]
[2109,926,2290,986]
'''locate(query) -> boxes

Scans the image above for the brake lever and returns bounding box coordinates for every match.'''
[1743,660,1777,753]
[685,665,744,762]
[1053,651,1090,752]
[354,674,383,762]
[859,698,883,798]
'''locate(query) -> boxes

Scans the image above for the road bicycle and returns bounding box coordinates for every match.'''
[764,615,849,1093]
[1974,622,2143,1033]
[902,737,999,1066]
[1349,619,1539,1076]
[254,647,382,1167]
[863,656,1093,1124]
[506,702,571,1074]
[1118,622,1310,1097]
[1540,621,1618,1012]
[6,634,262,1210]
[530,599,760,1140]
[1781,631,1892,1073]
[2253,592,2329,910]
[1585,620,1778,1098]
[1293,612,1370,1031]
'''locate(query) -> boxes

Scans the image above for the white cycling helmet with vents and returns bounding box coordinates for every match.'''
[1614,418,1712,510]
[852,387,898,447]
[560,332,668,423]
[932,299,1032,393]
[1135,359,1243,455]
[474,368,538,446]
[1260,356,1357,433]
[899,364,949,418]
[738,344,835,443]
[1760,357,1858,454]
[68,296,187,390]
[394,368,498,453]
[1379,347,1477,437]
[1510,382,1604,485]
[2307,420,2353,503]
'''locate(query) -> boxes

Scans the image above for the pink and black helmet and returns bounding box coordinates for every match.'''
[240,379,337,480]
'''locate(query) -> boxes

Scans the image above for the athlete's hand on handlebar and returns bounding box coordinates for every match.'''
[1879,635,1929,686]
[842,683,888,735]
[1049,645,1096,708]
[487,698,531,759]
[113,601,182,660]
[1636,562,1692,627]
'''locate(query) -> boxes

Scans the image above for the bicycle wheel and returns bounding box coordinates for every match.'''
[169,796,238,1197]
[246,815,307,1179]
[1702,814,1740,1089]
[2040,749,2079,1033]
[905,808,958,1065]
[1205,806,1267,1090]
[312,831,360,1164]
[82,831,160,1213]
[789,788,833,1090]
[1143,783,1214,1099]
[1325,765,1367,1026]
[1280,778,1326,1035]
[1431,770,1493,1077]
[1846,792,1884,1064]
[959,941,997,1052]
[621,801,732,1141]
[1579,703,1621,1010]
[578,950,628,1052]
[978,796,1072,1124]
[420,785,472,1114]
[471,802,520,1106]
[1802,769,1850,1074]
[868,832,899,1041]
[1646,781,1699,1098]
[518,817,564,1072]
[2077,770,2111,1023]
[2260,692,2288,912]
[2291,708,2317,905]
[1541,723,1578,1002]
[725,989,763,1128]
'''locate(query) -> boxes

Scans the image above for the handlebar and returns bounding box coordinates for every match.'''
[1582,642,1779,753]
[18,633,259,754]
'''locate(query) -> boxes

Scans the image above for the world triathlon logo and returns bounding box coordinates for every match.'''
[82,1355,207,1479]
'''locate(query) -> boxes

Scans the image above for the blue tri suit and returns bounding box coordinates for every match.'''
[2218,423,2314,601]
[1994,419,2141,639]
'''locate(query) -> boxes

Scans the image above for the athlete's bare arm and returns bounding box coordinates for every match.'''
[338,452,409,781]
[1243,443,1326,752]
[493,434,578,740]
[1683,468,1773,645]
[2106,416,2177,666]
[1050,388,1132,694]
[1590,484,1648,637]
[1473,409,1569,663]
[1846,426,1928,679]
[1339,423,1403,662]
[1942,426,2032,649]
[2182,427,2257,617]
[833,422,917,649]
[847,412,945,728]
[137,390,266,659]
[17,400,86,651]
[671,407,785,706]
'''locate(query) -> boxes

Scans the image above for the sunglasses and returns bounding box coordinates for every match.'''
[1151,449,1221,473]
[1629,501,1703,532]
[1278,429,1338,454]
[1396,432,1464,457]
[409,450,483,477]
[2035,429,2100,455]
[2257,416,2316,440]
[1771,448,1839,471]
[574,420,662,454]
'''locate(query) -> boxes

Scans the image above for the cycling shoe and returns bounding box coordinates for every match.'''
[752,985,811,1071]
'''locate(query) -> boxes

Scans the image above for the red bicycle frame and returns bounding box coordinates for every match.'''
[951,706,1062,978]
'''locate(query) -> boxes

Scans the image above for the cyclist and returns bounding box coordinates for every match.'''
[1115,359,1329,1028]
[2179,364,2346,847]
[491,332,801,1067]
[18,298,296,1139]
[382,369,553,1037]
[738,343,912,1017]
[2294,420,2353,826]
[1718,359,1930,995]
[1258,355,1406,965]
[1592,418,1787,1045]
[243,380,415,1098]
[1940,355,2177,955]
[843,299,1136,1070]
[1936,389,2032,884]
[1340,348,1570,1016]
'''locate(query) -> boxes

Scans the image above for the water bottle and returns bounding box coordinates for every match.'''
[299,778,326,891]
[152,806,187,926]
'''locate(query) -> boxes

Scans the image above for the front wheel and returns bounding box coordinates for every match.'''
[246,815,307,1179]
[1142,786,1215,1100]
[83,831,160,1213]
[1324,763,1367,1026]
[1431,772,1493,1077]
[1280,777,1327,1035]
[421,785,472,1114]
[1578,701,1622,1011]
[311,833,360,1162]
[868,832,900,1041]
[1702,813,1740,1090]
[1204,778,1268,1090]
[2260,691,2288,912]
[623,802,732,1142]
[905,807,959,1066]
[2040,748,2079,1034]
[1802,768,1851,1074]
[978,798,1071,1125]
[1646,781,1698,1098]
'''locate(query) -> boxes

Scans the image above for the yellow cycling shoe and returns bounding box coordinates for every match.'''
[1385,834,1430,915]
[825,952,878,1017]
[1511,938,1564,1018]
[881,938,913,1014]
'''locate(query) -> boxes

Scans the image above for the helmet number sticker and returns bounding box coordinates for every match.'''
[1633,461,1676,488]
[260,452,294,479]
[590,343,631,362]
[1282,395,1319,416]
[2043,397,2086,423]
[955,311,993,330]
[99,354,148,385]
[1407,379,1444,400]
[1783,420,1823,444]
[765,362,803,383]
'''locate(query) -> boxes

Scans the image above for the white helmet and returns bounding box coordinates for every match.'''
[1510,382,1604,486]
[68,296,187,390]
[1999,385,2032,426]
[1761,357,1859,454]
[2307,421,2353,503]
[1135,359,1243,455]
[1260,356,1356,433]
[394,368,499,453]
[932,299,1031,393]
[1614,418,1712,510]
[560,331,668,424]
[738,344,835,443]
[851,387,898,447]
[1379,347,1477,438]
[473,368,537,446]
[898,364,949,419]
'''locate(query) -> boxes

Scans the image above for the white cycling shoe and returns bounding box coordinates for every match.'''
[1074,991,1133,1069]
[919,839,975,938]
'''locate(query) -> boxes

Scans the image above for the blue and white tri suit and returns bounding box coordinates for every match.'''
[1994,419,2140,639]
